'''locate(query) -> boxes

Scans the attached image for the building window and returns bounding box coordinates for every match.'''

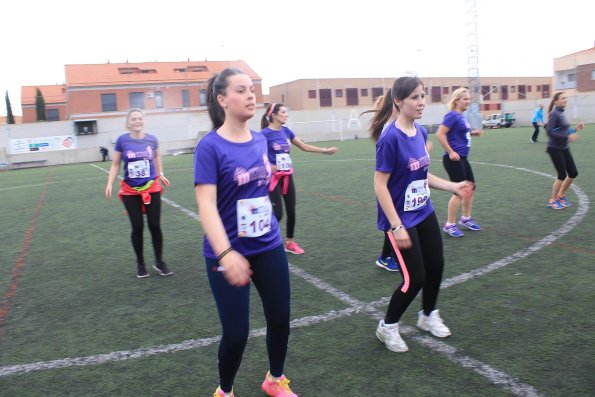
[335,89,343,98]
[182,90,190,107]
[199,89,207,106]
[451,86,460,92]
[537,85,541,92]
[542,84,550,98]
[568,73,576,82]
[518,85,526,99]
[510,86,516,93]
[46,109,59,121]
[442,87,449,95]
[319,89,332,107]
[129,92,145,109]
[481,86,491,101]
[431,87,441,103]
[372,87,384,101]
[492,85,498,93]
[155,91,163,108]
[308,90,317,99]
[591,70,595,80]
[500,85,508,100]
[346,88,358,106]
[527,85,532,93]
[361,88,368,97]
[101,93,117,112]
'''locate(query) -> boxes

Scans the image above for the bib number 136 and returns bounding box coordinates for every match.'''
[237,196,272,237]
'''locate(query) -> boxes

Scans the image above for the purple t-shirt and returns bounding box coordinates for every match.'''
[114,133,159,187]
[376,122,434,231]
[441,110,471,157]
[194,130,282,259]
[260,126,296,166]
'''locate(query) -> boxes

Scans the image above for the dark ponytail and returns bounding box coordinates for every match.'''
[261,103,284,129]
[206,68,244,129]
[369,92,395,142]
[548,91,563,115]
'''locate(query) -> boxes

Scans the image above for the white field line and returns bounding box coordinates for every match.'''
[1,162,588,397]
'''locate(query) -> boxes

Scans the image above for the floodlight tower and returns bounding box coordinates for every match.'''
[465,0,482,129]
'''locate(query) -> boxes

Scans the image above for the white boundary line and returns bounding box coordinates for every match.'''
[1,162,589,397]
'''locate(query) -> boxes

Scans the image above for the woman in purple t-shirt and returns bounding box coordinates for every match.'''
[194,69,299,397]
[435,88,483,238]
[105,108,172,278]
[371,76,472,353]
[260,103,337,255]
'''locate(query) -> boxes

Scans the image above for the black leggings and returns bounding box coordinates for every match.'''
[269,176,297,239]
[206,244,290,392]
[121,193,163,265]
[547,147,578,180]
[383,212,445,323]
[531,122,540,142]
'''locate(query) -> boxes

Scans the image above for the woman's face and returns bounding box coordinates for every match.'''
[274,106,289,124]
[455,92,471,112]
[126,111,144,133]
[395,84,425,120]
[555,94,568,108]
[219,74,256,121]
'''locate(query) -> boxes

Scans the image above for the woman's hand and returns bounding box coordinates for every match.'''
[219,250,252,286]
[452,181,474,199]
[159,174,171,188]
[105,184,113,199]
[576,123,585,133]
[392,228,412,250]
[448,151,461,161]
[471,129,483,137]
[323,147,338,155]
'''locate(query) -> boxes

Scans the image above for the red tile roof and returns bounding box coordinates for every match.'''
[64,60,260,87]
[21,85,66,105]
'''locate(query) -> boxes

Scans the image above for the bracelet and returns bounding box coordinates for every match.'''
[216,247,234,262]
[391,224,404,232]
[159,171,165,176]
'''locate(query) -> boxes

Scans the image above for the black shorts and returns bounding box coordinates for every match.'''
[443,155,475,184]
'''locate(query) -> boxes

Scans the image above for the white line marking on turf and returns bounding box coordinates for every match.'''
[2,162,585,397]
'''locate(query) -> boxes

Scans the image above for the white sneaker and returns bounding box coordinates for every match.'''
[376,320,409,352]
[417,310,451,338]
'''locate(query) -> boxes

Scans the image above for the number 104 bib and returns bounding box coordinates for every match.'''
[237,196,272,237]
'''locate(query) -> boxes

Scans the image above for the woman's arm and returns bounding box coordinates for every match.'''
[291,137,337,155]
[195,184,251,286]
[105,151,122,198]
[428,173,473,198]
[154,149,171,188]
[374,171,411,249]
[435,124,460,161]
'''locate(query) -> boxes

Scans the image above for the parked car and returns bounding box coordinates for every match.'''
[482,112,516,128]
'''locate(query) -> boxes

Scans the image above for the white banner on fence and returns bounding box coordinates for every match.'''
[9,135,77,154]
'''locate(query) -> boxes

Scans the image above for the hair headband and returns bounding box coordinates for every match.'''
[266,103,277,118]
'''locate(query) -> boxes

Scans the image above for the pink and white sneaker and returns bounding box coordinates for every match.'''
[284,241,305,255]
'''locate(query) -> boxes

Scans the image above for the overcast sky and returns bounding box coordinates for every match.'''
[1,0,594,116]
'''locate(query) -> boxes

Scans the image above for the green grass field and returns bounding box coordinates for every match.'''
[1,125,594,397]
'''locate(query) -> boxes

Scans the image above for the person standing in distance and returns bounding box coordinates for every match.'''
[435,88,482,238]
[260,103,337,255]
[105,108,173,278]
[194,69,299,397]
[531,104,545,143]
[371,76,473,352]
[545,92,584,209]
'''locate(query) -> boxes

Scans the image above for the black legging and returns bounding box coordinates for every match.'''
[269,175,296,239]
[547,147,578,180]
[122,193,163,265]
[531,122,540,142]
[384,211,445,323]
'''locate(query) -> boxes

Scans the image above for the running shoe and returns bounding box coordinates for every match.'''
[284,241,305,255]
[417,310,451,338]
[153,262,173,276]
[458,217,481,231]
[443,223,464,237]
[136,263,149,278]
[213,386,234,397]
[375,256,400,272]
[547,199,564,210]
[261,371,299,397]
[557,196,572,207]
[376,320,408,352]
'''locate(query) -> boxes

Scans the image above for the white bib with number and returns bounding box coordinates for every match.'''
[276,153,292,171]
[128,159,150,179]
[237,196,272,238]
[404,179,430,212]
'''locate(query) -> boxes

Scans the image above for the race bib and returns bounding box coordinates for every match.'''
[128,159,150,179]
[404,179,430,212]
[276,153,292,171]
[237,196,272,238]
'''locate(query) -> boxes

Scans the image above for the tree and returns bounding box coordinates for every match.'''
[35,88,46,121]
[5,91,15,124]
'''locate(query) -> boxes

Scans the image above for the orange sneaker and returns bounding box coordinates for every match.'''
[261,371,299,397]
[284,241,304,255]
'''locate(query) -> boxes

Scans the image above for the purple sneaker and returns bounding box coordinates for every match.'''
[458,217,481,231]
[557,196,571,207]
[443,223,464,237]
[547,199,564,210]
